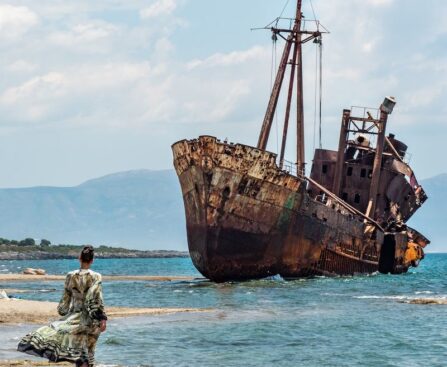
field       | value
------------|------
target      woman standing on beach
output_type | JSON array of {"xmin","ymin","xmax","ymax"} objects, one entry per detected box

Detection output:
[{"xmin": 17, "ymin": 245, "xmax": 107, "ymax": 367}]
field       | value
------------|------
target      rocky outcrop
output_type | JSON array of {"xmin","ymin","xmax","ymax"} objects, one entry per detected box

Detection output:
[{"xmin": 22, "ymin": 268, "xmax": 46, "ymax": 275}]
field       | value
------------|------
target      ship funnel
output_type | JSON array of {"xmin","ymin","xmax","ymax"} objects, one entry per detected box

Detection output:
[{"xmin": 381, "ymin": 96, "xmax": 396, "ymax": 114}]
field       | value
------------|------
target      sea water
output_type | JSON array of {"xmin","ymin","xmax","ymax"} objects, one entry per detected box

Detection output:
[{"xmin": 0, "ymin": 254, "xmax": 446, "ymax": 366}]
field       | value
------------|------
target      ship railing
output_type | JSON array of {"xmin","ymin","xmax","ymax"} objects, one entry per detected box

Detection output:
[
  {"xmin": 281, "ymin": 159, "xmax": 296, "ymax": 175},
  {"xmin": 351, "ymin": 105, "xmax": 380, "ymax": 121},
  {"xmin": 281, "ymin": 159, "xmax": 305, "ymax": 178}
]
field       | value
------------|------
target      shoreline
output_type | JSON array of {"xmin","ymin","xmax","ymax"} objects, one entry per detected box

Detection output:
[
  {"xmin": 0, "ymin": 274, "xmax": 197, "ymax": 282},
  {"xmin": 0, "ymin": 298, "xmax": 210, "ymax": 325},
  {"xmin": 0, "ymin": 361, "xmax": 71, "ymax": 366},
  {"xmin": 0, "ymin": 254, "xmax": 190, "ymax": 261}
]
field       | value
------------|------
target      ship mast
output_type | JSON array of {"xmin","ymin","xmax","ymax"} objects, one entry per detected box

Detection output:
[{"xmin": 257, "ymin": 0, "xmax": 323, "ymax": 175}]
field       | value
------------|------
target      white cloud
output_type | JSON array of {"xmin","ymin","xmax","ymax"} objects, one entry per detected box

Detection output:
[
  {"xmin": 154, "ymin": 37, "xmax": 174, "ymax": 56},
  {"xmin": 7, "ymin": 60, "xmax": 37, "ymax": 73},
  {"xmin": 140, "ymin": 0, "xmax": 177, "ymax": 19},
  {"xmin": 207, "ymin": 80, "xmax": 252, "ymax": 121},
  {"xmin": 48, "ymin": 22, "xmax": 118, "ymax": 47},
  {"xmin": 0, "ymin": 48, "xmax": 265, "ymax": 128},
  {"xmin": 368, "ymin": 0, "xmax": 394, "ymax": 6},
  {"xmin": 1, "ymin": 62, "xmax": 151, "ymax": 103},
  {"xmin": 362, "ymin": 40, "xmax": 376, "ymax": 53},
  {"xmin": 405, "ymin": 84, "xmax": 445, "ymax": 109},
  {"xmin": 1, "ymin": 72, "xmax": 66, "ymax": 105},
  {"xmin": 0, "ymin": 4, "xmax": 38, "ymax": 40},
  {"xmin": 187, "ymin": 46, "xmax": 269, "ymax": 70}
]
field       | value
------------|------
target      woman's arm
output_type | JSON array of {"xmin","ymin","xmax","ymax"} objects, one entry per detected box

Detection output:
[
  {"xmin": 85, "ymin": 274, "xmax": 108, "ymax": 323},
  {"xmin": 57, "ymin": 273, "xmax": 72, "ymax": 316}
]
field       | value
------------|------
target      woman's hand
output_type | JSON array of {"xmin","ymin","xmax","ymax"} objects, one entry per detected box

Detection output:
[{"xmin": 100, "ymin": 320, "xmax": 107, "ymax": 332}]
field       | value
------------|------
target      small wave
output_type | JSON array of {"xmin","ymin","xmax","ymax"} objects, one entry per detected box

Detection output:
[
  {"xmin": 415, "ymin": 291, "xmax": 434, "ymax": 295},
  {"xmin": 38, "ymin": 288, "xmax": 57, "ymax": 293},
  {"xmin": 354, "ymin": 295, "xmax": 408, "ymax": 300},
  {"xmin": 264, "ymin": 275, "xmax": 284, "ymax": 281},
  {"xmin": 367, "ymin": 271, "xmax": 380, "ymax": 277}
]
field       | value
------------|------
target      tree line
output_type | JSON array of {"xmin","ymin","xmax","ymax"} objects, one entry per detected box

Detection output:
[{"xmin": 0, "ymin": 237, "xmax": 51, "ymax": 247}]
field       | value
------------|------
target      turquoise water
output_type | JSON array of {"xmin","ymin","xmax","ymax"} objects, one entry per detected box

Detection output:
[{"xmin": 1, "ymin": 255, "xmax": 446, "ymax": 366}]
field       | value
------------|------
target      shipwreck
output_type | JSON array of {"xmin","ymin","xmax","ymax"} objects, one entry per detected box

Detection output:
[{"xmin": 172, "ymin": 0, "xmax": 429, "ymax": 282}]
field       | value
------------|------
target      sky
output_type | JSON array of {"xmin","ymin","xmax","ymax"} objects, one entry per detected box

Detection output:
[{"xmin": 0, "ymin": 0, "xmax": 446, "ymax": 188}]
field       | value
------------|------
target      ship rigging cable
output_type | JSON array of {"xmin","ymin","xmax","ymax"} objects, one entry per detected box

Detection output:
[
  {"xmin": 313, "ymin": 36, "xmax": 323, "ymax": 150},
  {"xmin": 272, "ymin": 0, "xmax": 289, "ymax": 158},
  {"xmin": 313, "ymin": 38, "xmax": 318, "ymax": 151},
  {"xmin": 319, "ymin": 38, "xmax": 323, "ymax": 149},
  {"xmin": 309, "ymin": 0, "xmax": 323, "ymax": 149},
  {"xmin": 279, "ymin": 0, "xmax": 291, "ymax": 18},
  {"xmin": 270, "ymin": 26, "xmax": 279, "ymax": 155}
]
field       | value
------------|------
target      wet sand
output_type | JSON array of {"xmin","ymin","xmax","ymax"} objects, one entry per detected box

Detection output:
[
  {"xmin": 0, "ymin": 298, "xmax": 209, "ymax": 324},
  {"xmin": 0, "ymin": 274, "xmax": 196, "ymax": 282},
  {"xmin": 0, "ymin": 361, "xmax": 71, "ymax": 366}
]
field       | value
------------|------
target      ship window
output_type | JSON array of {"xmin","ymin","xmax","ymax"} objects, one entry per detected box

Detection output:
[
  {"xmin": 223, "ymin": 186, "xmax": 231, "ymax": 199},
  {"xmin": 342, "ymin": 192, "xmax": 348, "ymax": 201},
  {"xmin": 347, "ymin": 167, "xmax": 353, "ymax": 176},
  {"xmin": 360, "ymin": 169, "xmax": 367, "ymax": 178},
  {"xmin": 322, "ymin": 164, "xmax": 328, "ymax": 174},
  {"xmin": 354, "ymin": 194, "xmax": 361, "ymax": 204}
]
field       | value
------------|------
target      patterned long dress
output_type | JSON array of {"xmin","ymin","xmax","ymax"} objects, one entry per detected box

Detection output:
[{"xmin": 17, "ymin": 269, "xmax": 107, "ymax": 366}]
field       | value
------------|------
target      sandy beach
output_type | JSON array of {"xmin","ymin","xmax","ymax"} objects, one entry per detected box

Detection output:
[
  {"xmin": 0, "ymin": 361, "xmax": 71, "ymax": 366},
  {"xmin": 0, "ymin": 298, "xmax": 208, "ymax": 325}
]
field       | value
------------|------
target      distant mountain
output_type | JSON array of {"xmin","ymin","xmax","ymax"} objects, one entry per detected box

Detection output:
[
  {"xmin": 0, "ymin": 170, "xmax": 186, "ymax": 250},
  {"xmin": 409, "ymin": 173, "xmax": 447, "ymax": 252},
  {"xmin": 0, "ymin": 170, "xmax": 443, "ymax": 252}
]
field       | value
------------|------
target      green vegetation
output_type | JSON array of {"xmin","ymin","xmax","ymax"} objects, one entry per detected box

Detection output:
[
  {"xmin": 0, "ymin": 237, "xmax": 188, "ymax": 259},
  {"xmin": 40, "ymin": 239, "xmax": 51, "ymax": 247}
]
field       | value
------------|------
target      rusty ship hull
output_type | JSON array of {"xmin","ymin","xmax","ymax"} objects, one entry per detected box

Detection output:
[{"xmin": 172, "ymin": 136, "xmax": 409, "ymax": 282}]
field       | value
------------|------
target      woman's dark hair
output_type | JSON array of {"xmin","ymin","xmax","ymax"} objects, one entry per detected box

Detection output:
[{"xmin": 80, "ymin": 245, "xmax": 94, "ymax": 263}]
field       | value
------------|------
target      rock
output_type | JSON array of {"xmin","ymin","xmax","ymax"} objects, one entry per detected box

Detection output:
[
  {"xmin": 408, "ymin": 298, "xmax": 447, "ymax": 305},
  {"xmin": 23, "ymin": 268, "xmax": 37, "ymax": 275},
  {"xmin": 22, "ymin": 268, "xmax": 46, "ymax": 275},
  {"xmin": 0, "ymin": 289, "xmax": 9, "ymax": 299}
]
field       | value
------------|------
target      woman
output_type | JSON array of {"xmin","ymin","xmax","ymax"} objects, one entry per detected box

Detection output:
[{"xmin": 18, "ymin": 245, "xmax": 107, "ymax": 367}]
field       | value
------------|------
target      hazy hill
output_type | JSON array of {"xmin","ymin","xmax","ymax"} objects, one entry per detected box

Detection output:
[
  {"xmin": 0, "ymin": 170, "xmax": 186, "ymax": 250},
  {"xmin": 0, "ymin": 170, "xmax": 443, "ymax": 252},
  {"xmin": 409, "ymin": 173, "xmax": 447, "ymax": 252}
]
